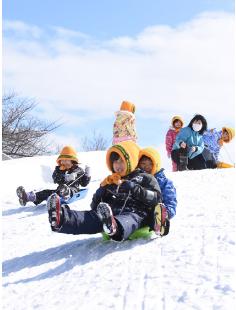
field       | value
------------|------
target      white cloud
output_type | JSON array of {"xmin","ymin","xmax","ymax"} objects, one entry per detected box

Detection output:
[
  {"xmin": 3, "ymin": 20, "xmax": 43, "ymax": 38},
  {"xmin": 2, "ymin": 11, "xmax": 235, "ymax": 130}
]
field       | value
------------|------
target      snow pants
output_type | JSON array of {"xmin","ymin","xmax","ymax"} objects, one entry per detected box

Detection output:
[
  {"xmin": 35, "ymin": 189, "xmax": 56, "ymax": 205},
  {"xmin": 58, "ymin": 205, "xmax": 146, "ymax": 241},
  {"xmin": 171, "ymin": 149, "xmax": 206, "ymax": 170}
]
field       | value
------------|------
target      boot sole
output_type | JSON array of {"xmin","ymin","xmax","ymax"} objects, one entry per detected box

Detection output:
[{"xmin": 47, "ymin": 194, "xmax": 61, "ymax": 228}]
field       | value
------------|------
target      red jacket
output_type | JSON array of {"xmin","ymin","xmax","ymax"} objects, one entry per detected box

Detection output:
[{"xmin": 165, "ymin": 128, "xmax": 179, "ymax": 156}]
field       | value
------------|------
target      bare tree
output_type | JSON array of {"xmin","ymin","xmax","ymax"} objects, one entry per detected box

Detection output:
[
  {"xmin": 81, "ymin": 129, "xmax": 109, "ymax": 151},
  {"xmin": 2, "ymin": 93, "xmax": 61, "ymax": 159}
]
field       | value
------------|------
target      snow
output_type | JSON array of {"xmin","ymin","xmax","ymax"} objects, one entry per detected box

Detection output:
[{"xmin": 2, "ymin": 152, "xmax": 236, "ymax": 310}]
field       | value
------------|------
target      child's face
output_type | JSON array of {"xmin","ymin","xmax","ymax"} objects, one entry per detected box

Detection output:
[
  {"xmin": 60, "ymin": 159, "xmax": 73, "ymax": 169},
  {"xmin": 138, "ymin": 158, "xmax": 153, "ymax": 174},
  {"xmin": 174, "ymin": 120, "xmax": 182, "ymax": 128},
  {"xmin": 222, "ymin": 131, "xmax": 229, "ymax": 142},
  {"xmin": 113, "ymin": 157, "xmax": 126, "ymax": 174}
]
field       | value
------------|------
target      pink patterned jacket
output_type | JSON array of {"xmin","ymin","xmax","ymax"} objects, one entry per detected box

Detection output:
[{"xmin": 165, "ymin": 127, "xmax": 179, "ymax": 157}]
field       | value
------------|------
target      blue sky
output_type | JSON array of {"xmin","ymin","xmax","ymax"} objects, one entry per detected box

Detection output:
[
  {"xmin": 2, "ymin": 0, "xmax": 235, "ymax": 167},
  {"xmin": 3, "ymin": 0, "xmax": 234, "ymax": 39}
]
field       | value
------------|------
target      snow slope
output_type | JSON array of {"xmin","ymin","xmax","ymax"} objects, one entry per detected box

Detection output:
[{"xmin": 2, "ymin": 152, "xmax": 236, "ymax": 310}]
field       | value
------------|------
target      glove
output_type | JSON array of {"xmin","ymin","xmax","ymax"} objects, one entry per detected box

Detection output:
[
  {"xmin": 121, "ymin": 180, "xmax": 136, "ymax": 192},
  {"xmin": 57, "ymin": 184, "xmax": 71, "ymax": 199},
  {"xmin": 85, "ymin": 165, "xmax": 91, "ymax": 177},
  {"xmin": 64, "ymin": 172, "xmax": 77, "ymax": 182}
]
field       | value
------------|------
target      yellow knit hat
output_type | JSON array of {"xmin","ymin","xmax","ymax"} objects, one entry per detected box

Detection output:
[
  {"xmin": 139, "ymin": 147, "xmax": 161, "ymax": 175},
  {"xmin": 222, "ymin": 127, "xmax": 235, "ymax": 142},
  {"xmin": 56, "ymin": 146, "xmax": 79, "ymax": 164},
  {"xmin": 120, "ymin": 100, "xmax": 136, "ymax": 113},
  {"xmin": 106, "ymin": 140, "xmax": 140, "ymax": 176},
  {"xmin": 171, "ymin": 116, "xmax": 184, "ymax": 127}
]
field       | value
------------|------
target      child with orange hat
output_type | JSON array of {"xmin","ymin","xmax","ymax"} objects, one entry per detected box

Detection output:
[
  {"xmin": 47, "ymin": 141, "xmax": 162, "ymax": 241},
  {"xmin": 165, "ymin": 116, "xmax": 184, "ymax": 171},
  {"xmin": 138, "ymin": 147, "xmax": 177, "ymax": 236},
  {"xmin": 203, "ymin": 127, "xmax": 235, "ymax": 168},
  {"xmin": 16, "ymin": 146, "xmax": 91, "ymax": 206},
  {"xmin": 112, "ymin": 100, "xmax": 137, "ymax": 145}
]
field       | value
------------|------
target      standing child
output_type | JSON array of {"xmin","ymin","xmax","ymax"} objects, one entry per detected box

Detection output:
[
  {"xmin": 16, "ymin": 146, "xmax": 91, "ymax": 206},
  {"xmin": 202, "ymin": 127, "xmax": 235, "ymax": 168},
  {"xmin": 138, "ymin": 147, "xmax": 177, "ymax": 226},
  {"xmin": 47, "ymin": 141, "xmax": 162, "ymax": 242},
  {"xmin": 165, "ymin": 116, "xmax": 184, "ymax": 171},
  {"xmin": 112, "ymin": 100, "xmax": 137, "ymax": 145}
]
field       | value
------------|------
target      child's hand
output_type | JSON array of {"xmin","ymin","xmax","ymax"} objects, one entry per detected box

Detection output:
[
  {"xmin": 191, "ymin": 146, "xmax": 196, "ymax": 152},
  {"xmin": 65, "ymin": 172, "xmax": 77, "ymax": 182},
  {"xmin": 85, "ymin": 165, "xmax": 91, "ymax": 177},
  {"xmin": 180, "ymin": 142, "xmax": 187, "ymax": 148},
  {"xmin": 121, "ymin": 180, "xmax": 136, "ymax": 192}
]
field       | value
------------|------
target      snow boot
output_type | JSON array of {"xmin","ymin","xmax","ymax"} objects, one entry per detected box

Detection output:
[
  {"xmin": 47, "ymin": 193, "xmax": 64, "ymax": 231},
  {"xmin": 178, "ymin": 149, "xmax": 188, "ymax": 171},
  {"xmin": 16, "ymin": 186, "xmax": 36, "ymax": 206},
  {"xmin": 97, "ymin": 202, "xmax": 117, "ymax": 236},
  {"xmin": 57, "ymin": 184, "xmax": 71, "ymax": 200},
  {"xmin": 153, "ymin": 203, "xmax": 170, "ymax": 237}
]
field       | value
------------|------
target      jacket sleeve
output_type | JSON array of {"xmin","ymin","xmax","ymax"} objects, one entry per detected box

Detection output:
[
  {"xmin": 52, "ymin": 166, "xmax": 65, "ymax": 184},
  {"xmin": 131, "ymin": 173, "xmax": 162, "ymax": 208},
  {"xmin": 90, "ymin": 186, "xmax": 107, "ymax": 211},
  {"xmin": 71, "ymin": 167, "xmax": 91, "ymax": 187},
  {"xmin": 161, "ymin": 178, "xmax": 177, "ymax": 219}
]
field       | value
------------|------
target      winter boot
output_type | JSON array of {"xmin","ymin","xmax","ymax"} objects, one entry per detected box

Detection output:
[
  {"xmin": 178, "ymin": 149, "xmax": 188, "ymax": 171},
  {"xmin": 47, "ymin": 193, "xmax": 64, "ymax": 231},
  {"xmin": 16, "ymin": 186, "xmax": 36, "ymax": 206},
  {"xmin": 97, "ymin": 202, "xmax": 117, "ymax": 236},
  {"xmin": 153, "ymin": 203, "xmax": 170, "ymax": 237},
  {"xmin": 57, "ymin": 184, "xmax": 71, "ymax": 200}
]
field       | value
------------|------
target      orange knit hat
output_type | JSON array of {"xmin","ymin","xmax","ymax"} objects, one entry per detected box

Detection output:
[
  {"xmin": 139, "ymin": 147, "xmax": 162, "ymax": 175},
  {"xmin": 120, "ymin": 101, "xmax": 136, "ymax": 113},
  {"xmin": 171, "ymin": 116, "xmax": 184, "ymax": 127},
  {"xmin": 56, "ymin": 146, "xmax": 79, "ymax": 165},
  {"xmin": 222, "ymin": 127, "xmax": 235, "ymax": 142},
  {"xmin": 106, "ymin": 140, "xmax": 140, "ymax": 176}
]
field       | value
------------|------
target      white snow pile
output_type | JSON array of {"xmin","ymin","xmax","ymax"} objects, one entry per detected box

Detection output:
[{"xmin": 2, "ymin": 152, "xmax": 235, "ymax": 310}]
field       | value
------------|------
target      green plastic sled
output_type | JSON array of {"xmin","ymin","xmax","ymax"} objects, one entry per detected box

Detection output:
[{"xmin": 102, "ymin": 226, "xmax": 155, "ymax": 241}]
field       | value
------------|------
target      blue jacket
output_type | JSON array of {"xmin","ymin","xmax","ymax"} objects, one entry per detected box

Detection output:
[
  {"xmin": 172, "ymin": 126, "xmax": 205, "ymax": 159},
  {"xmin": 203, "ymin": 129, "xmax": 222, "ymax": 161},
  {"xmin": 154, "ymin": 168, "xmax": 177, "ymax": 219}
]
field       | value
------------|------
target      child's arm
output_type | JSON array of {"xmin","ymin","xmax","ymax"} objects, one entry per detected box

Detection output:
[
  {"xmin": 52, "ymin": 166, "xmax": 65, "ymax": 184},
  {"xmin": 121, "ymin": 174, "xmax": 162, "ymax": 208},
  {"xmin": 160, "ymin": 178, "xmax": 177, "ymax": 219}
]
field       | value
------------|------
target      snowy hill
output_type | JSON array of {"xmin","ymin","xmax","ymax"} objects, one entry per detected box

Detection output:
[{"xmin": 2, "ymin": 152, "xmax": 235, "ymax": 310}]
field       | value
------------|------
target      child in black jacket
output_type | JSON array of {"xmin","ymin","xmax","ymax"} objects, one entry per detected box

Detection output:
[
  {"xmin": 16, "ymin": 146, "xmax": 91, "ymax": 206},
  {"xmin": 47, "ymin": 141, "xmax": 162, "ymax": 241}
]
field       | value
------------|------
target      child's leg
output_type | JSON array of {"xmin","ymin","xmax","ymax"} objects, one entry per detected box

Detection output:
[
  {"xmin": 34, "ymin": 189, "xmax": 56, "ymax": 205},
  {"xmin": 113, "ymin": 212, "xmax": 144, "ymax": 241},
  {"xmin": 60, "ymin": 207, "xmax": 103, "ymax": 235},
  {"xmin": 172, "ymin": 161, "xmax": 177, "ymax": 172}
]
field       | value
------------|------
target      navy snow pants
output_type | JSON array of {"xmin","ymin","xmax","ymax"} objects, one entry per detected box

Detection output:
[{"xmin": 58, "ymin": 206, "xmax": 145, "ymax": 241}]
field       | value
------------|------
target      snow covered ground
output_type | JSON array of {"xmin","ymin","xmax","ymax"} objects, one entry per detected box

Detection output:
[{"xmin": 2, "ymin": 152, "xmax": 235, "ymax": 310}]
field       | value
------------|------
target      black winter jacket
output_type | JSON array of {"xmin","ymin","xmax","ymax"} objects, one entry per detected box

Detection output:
[
  {"xmin": 52, "ymin": 165, "xmax": 91, "ymax": 195},
  {"xmin": 90, "ymin": 169, "xmax": 161, "ymax": 219}
]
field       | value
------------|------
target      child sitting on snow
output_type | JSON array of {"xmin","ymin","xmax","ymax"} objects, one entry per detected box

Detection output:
[
  {"xmin": 112, "ymin": 100, "xmax": 137, "ymax": 145},
  {"xmin": 47, "ymin": 141, "xmax": 163, "ymax": 241},
  {"xmin": 171, "ymin": 114, "xmax": 208, "ymax": 171},
  {"xmin": 138, "ymin": 147, "xmax": 177, "ymax": 226},
  {"xmin": 202, "ymin": 127, "xmax": 235, "ymax": 168},
  {"xmin": 16, "ymin": 146, "xmax": 91, "ymax": 206},
  {"xmin": 165, "ymin": 116, "xmax": 184, "ymax": 171}
]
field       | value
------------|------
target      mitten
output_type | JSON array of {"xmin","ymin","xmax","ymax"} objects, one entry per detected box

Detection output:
[
  {"xmin": 65, "ymin": 172, "xmax": 76, "ymax": 182},
  {"xmin": 85, "ymin": 165, "xmax": 91, "ymax": 177}
]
